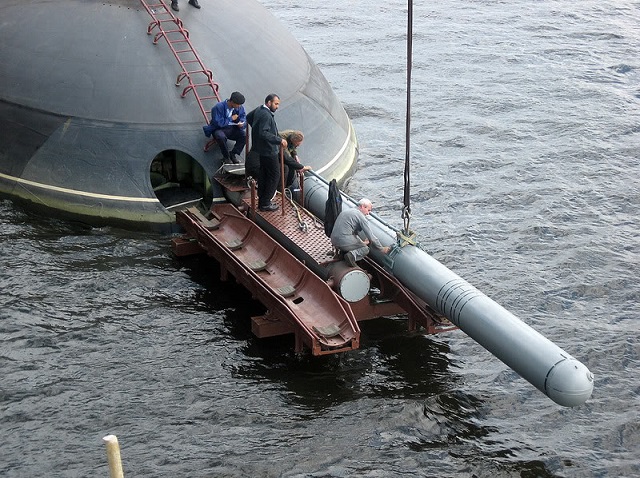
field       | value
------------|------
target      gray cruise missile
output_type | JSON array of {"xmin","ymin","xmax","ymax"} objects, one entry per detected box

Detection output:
[{"xmin": 302, "ymin": 173, "xmax": 594, "ymax": 407}]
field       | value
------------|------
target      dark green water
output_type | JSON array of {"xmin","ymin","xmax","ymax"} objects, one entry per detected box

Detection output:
[{"xmin": 2, "ymin": 0, "xmax": 639, "ymax": 476}]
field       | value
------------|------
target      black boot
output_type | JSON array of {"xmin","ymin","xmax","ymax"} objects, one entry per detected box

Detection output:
[
  {"xmin": 188, "ymin": 0, "xmax": 201, "ymax": 8},
  {"xmin": 171, "ymin": 1, "xmax": 179, "ymax": 12}
]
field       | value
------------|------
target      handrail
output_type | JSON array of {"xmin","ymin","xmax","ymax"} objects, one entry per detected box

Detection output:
[{"xmin": 139, "ymin": 0, "xmax": 221, "ymax": 123}]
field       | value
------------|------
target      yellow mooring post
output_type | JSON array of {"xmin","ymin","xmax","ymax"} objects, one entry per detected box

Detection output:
[{"xmin": 103, "ymin": 434, "xmax": 124, "ymax": 478}]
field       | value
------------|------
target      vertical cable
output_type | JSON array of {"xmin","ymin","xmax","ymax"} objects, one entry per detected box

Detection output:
[{"xmin": 402, "ymin": 0, "xmax": 414, "ymax": 235}]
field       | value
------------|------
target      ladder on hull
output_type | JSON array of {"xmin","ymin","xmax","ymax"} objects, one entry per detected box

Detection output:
[
  {"xmin": 176, "ymin": 205, "xmax": 361, "ymax": 356},
  {"xmin": 139, "ymin": 0, "xmax": 220, "ymax": 124}
]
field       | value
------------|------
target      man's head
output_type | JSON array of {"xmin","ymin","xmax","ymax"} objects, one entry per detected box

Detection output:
[
  {"xmin": 285, "ymin": 130, "xmax": 304, "ymax": 147},
  {"xmin": 357, "ymin": 198, "xmax": 373, "ymax": 215},
  {"xmin": 265, "ymin": 94, "xmax": 281, "ymax": 113},
  {"xmin": 228, "ymin": 91, "xmax": 245, "ymax": 108}
]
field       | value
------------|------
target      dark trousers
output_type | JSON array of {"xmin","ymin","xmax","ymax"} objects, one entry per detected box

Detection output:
[
  {"xmin": 258, "ymin": 154, "xmax": 280, "ymax": 207},
  {"xmin": 213, "ymin": 126, "xmax": 246, "ymax": 158},
  {"xmin": 277, "ymin": 165, "xmax": 298, "ymax": 191},
  {"xmin": 244, "ymin": 150, "xmax": 260, "ymax": 179}
]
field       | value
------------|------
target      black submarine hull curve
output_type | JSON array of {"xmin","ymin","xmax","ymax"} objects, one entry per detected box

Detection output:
[{"xmin": 0, "ymin": 0, "xmax": 358, "ymax": 231}]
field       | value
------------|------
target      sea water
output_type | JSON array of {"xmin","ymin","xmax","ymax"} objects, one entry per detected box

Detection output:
[{"xmin": 1, "ymin": 0, "xmax": 639, "ymax": 476}]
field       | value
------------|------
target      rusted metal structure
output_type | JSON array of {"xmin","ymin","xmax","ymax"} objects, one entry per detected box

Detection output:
[
  {"xmin": 172, "ymin": 171, "xmax": 455, "ymax": 356},
  {"xmin": 140, "ymin": 0, "xmax": 222, "ymax": 123}
]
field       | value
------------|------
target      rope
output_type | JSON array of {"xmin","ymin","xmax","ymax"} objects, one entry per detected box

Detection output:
[{"xmin": 284, "ymin": 188, "xmax": 308, "ymax": 232}]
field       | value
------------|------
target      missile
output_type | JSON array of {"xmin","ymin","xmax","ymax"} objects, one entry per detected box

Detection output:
[{"xmin": 302, "ymin": 173, "xmax": 594, "ymax": 407}]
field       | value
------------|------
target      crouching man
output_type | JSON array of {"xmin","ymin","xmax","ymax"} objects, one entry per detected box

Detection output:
[{"xmin": 330, "ymin": 198, "xmax": 390, "ymax": 267}]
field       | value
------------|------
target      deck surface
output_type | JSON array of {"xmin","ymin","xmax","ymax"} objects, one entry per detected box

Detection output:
[
  {"xmin": 242, "ymin": 194, "xmax": 335, "ymax": 265},
  {"xmin": 215, "ymin": 169, "xmax": 335, "ymax": 265}
]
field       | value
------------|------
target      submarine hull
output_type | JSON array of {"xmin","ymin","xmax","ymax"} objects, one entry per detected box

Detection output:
[
  {"xmin": 0, "ymin": 0, "xmax": 358, "ymax": 231},
  {"xmin": 301, "ymin": 173, "xmax": 594, "ymax": 407}
]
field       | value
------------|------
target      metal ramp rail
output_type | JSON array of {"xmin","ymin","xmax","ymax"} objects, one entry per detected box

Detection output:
[
  {"xmin": 242, "ymin": 192, "xmax": 457, "ymax": 335},
  {"xmin": 139, "ymin": 0, "xmax": 221, "ymax": 124},
  {"xmin": 175, "ymin": 205, "xmax": 361, "ymax": 356}
]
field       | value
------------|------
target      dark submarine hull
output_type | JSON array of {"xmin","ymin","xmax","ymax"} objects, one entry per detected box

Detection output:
[{"xmin": 0, "ymin": 0, "xmax": 358, "ymax": 231}]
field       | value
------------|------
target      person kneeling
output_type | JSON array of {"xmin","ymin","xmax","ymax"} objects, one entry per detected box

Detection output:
[
  {"xmin": 330, "ymin": 198, "xmax": 390, "ymax": 267},
  {"xmin": 278, "ymin": 130, "xmax": 311, "ymax": 190}
]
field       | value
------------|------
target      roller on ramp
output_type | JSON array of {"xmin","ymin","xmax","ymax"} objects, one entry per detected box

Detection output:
[
  {"xmin": 300, "ymin": 172, "xmax": 594, "ymax": 407},
  {"xmin": 175, "ymin": 204, "xmax": 360, "ymax": 355}
]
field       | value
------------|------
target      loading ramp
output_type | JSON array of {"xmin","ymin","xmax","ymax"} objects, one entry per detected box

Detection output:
[
  {"xmin": 175, "ymin": 204, "xmax": 360, "ymax": 355},
  {"xmin": 173, "ymin": 187, "xmax": 455, "ymax": 355}
]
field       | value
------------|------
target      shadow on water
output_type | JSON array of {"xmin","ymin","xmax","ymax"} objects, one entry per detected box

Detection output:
[
  {"xmin": 236, "ymin": 317, "xmax": 461, "ymax": 410},
  {"xmin": 160, "ymin": 233, "xmax": 569, "ymax": 477},
  {"xmin": 172, "ymin": 254, "xmax": 262, "ymax": 339},
  {"xmin": 175, "ymin": 249, "xmax": 466, "ymax": 409}
]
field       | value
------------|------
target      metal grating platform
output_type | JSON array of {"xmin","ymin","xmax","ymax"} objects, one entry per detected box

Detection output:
[{"xmin": 241, "ymin": 193, "xmax": 335, "ymax": 265}]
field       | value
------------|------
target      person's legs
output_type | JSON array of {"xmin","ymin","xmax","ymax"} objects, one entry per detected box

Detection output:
[
  {"xmin": 213, "ymin": 128, "xmax": 232, "ymax": 160},
  {"xmin": 245, "ymin": 151, "xmax": 260, "ymax": 179},
  {"xmin": 277, "ymin": 165, "xmax": 293, "ymax": 192},
  {"xmin": 227, "ymin": 128, "xmax": 246, "ymax": 156},
  {"xmin": 283, "ymin": 165, "xmax": 296, "ymax": 190},
  {"xmin": 341, "ymin": 244, "xmax": 370, "ymax": 266},
  {"xmin": 258, "ymin": 154, "xmax": 279, "ymax": 208}
]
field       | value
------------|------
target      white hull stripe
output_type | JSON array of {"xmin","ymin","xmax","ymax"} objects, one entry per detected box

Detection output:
[
  {"xmin": 1, "ymin": 125, "xmax": 352, "ymax": 201},
  {"xmin": 0, "ymin": 172, "xmax": 159, "ymax": 203},
  {"xmin": 315, "ymin": 125, "xmax": 352, "ymax": 175}
]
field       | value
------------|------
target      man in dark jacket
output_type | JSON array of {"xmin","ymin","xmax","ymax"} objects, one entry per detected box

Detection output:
[
  {"xmin": 246, "ymin": 94, "xmax": 287, "ymax": 211},
  {"xmin": 278, "ymin": 130, "xmax": 311, "ymax": 190}
]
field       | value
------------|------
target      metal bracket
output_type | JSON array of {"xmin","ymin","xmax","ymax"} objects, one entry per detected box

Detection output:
[{"xmin": 397, "ymin": 229, "xmax": 417, "ymax": 247}]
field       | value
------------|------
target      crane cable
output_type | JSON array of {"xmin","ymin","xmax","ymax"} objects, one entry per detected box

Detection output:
[{"xmin": 399, "ymin": 0, "xmax": 417, "ymax": 247}]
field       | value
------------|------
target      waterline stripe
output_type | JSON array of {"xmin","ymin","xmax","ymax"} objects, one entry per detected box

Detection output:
[
  {"xmin": 0, "ymin": 172, "xmax": 159, "ymax": 203},
  {"xmin": 1, "ymin": 125, "xmax": 353, "ymax": 199},
  {"xmin": 315, "ymin": 124, "xmax": 352, "ymax": 175}
]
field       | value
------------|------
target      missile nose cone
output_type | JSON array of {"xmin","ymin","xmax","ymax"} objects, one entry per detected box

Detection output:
[{"xmin": 545, "ymin": 358, "xmax": 594, "ymax": 407}]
